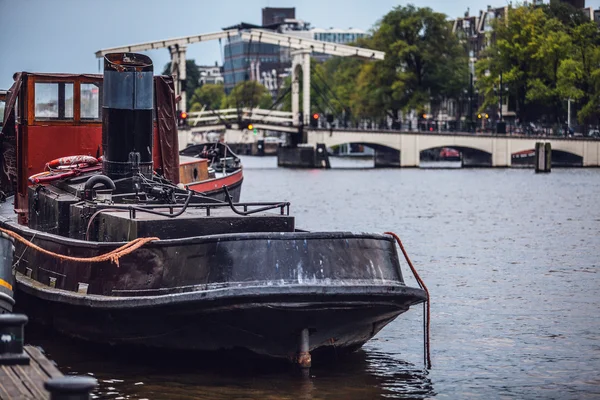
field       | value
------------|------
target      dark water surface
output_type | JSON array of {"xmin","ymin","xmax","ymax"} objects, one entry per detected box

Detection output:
[{"xmin": 26, "ymin": 157, "xmax": 600, "ymax": 399}]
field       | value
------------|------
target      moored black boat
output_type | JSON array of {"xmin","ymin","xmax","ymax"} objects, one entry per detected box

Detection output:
[{"xmin": 0, "ymin": 52, "xmax": 428, "ymax": 366}]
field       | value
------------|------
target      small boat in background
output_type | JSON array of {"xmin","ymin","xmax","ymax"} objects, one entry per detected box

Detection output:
[
  {"xmin": 511, "ymin": 149, "xmax": 536, "ymax": 167},
  {"xmin": 179, "ymin": 142, "xmax": 243, "ymax": 202},
  {"xmin": 439, "ymin": 147, "xmax": 461, "ymax": 162}
]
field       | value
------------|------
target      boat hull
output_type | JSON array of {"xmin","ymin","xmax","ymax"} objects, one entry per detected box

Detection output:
[
  {"xmin": 0, "ymin": 209, "xmax": 426, "ymax": 360},
  {"xmin": 16, "ymin": 277, "xmax": 423, "ymax": 360},
  {"xmin": 187, "ymin": 168, "xmax": 243, "ymax": 202}
]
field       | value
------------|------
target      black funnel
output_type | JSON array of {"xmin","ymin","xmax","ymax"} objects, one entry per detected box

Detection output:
[{"xmin": 102, "ymin": 53, "xmax": 154, "ymax": 179}]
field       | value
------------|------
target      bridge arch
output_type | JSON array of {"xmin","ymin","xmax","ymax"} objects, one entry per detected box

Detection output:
[
  {"xmin": 419, "ymin": 145, "xmax": 492, "ymax": 167},
  {"xmin": 314, "ymin": 132, "xmax": 401, "ymax": 151}
]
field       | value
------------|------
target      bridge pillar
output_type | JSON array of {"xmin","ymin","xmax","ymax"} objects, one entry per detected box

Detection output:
[
  {"xmin": 291, "ymin": 49, "xmax": 311, "ymax": 127},
  {"xmin": 492, "ymin": 137, "xmax": 511, "ymax": 167},
  {"xmin": 535, "ymin": 142, "xmax": 551, "ymax": 173},
  {"xmin": 169, "ymin": 44, "xmax": 187, "ymax": 113},
  {"xmin": 583, "ymin": 141, "xmax": 600, "ymax": 166},
  {"xmin": 400, "ymin": 134, "xmax": 419, "ymax": 167}
]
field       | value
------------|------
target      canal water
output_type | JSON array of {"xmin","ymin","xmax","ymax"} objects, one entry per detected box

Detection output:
[{"xmin": 26, "ymin": 157, "xmax": 600, "ymax": 399}]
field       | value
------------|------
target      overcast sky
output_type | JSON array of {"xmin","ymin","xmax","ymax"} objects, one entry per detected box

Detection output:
[{"xmin": 1, "ymin": 0, "xmax": 599, "ymax": 89}]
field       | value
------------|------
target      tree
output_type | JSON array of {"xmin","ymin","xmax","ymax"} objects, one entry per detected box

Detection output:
[
  {"xmin": 189, "ymin": 84, "xmax": 225, "ymax": 111},
  {"xmin": 476, "ymin": 6, "xmax": 558, "ymax": 123},
  {"xmin": 476, "ymin": 3, "xmax": 600, "ymax": 125},
  {"xmin": 357, "ymin": 5, "xmax": 468, "ymax": 122},
  {"xmin": 162, "ymin": 60, "xmax": 201, "ymax": 109},
  {"xmin": 560, "ymin": 22, "xmax": 600, "ymax": 124},
  {"xmin": 224, "ymin": 81, "xmax": 272, "ymax": 110}
]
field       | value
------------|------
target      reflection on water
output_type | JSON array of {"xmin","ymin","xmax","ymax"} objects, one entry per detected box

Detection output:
[
  {"xmin": 26, "ymin": 327, "xmax": 433, "ymax": 399},
  {"xmin": 22, "ymin": 158, "xmax": 600, "ymax": 399}
]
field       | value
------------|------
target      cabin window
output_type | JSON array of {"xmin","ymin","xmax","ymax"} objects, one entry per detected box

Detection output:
[
  {"xmin": 34, "ymin": 82, "xmax": 74, "ymax": 120},
  {"xmin": 80, "ymin": 83, "xmax": 102, "ymax": 120}
]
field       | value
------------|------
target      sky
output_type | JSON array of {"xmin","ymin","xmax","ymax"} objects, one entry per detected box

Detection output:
[{"xmin": 1, "ymin": 0, "xmax": 600, "ymax": 89}]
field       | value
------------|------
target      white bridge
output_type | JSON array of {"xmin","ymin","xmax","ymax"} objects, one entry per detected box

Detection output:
[
  {"xmin": 220, "ymin": 128, "xmax": 600, "ymax": 167},
  {"xmin": 187, "ymin": 108, "xmax": 297, "ymax": 133},
  {"xmin": 96, "ymin": 29, "xmax": 384, "ymax": 118}
]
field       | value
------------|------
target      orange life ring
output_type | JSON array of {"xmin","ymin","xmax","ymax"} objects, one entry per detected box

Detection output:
[{"xmin": 46, "ymin": 155, "xmax": 99, "ymax": 170}]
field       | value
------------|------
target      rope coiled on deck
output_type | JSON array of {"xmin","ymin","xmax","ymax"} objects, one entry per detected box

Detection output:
[{"xmin": 0, "ymin": 228, "xmax": 158, "ymax": 267}]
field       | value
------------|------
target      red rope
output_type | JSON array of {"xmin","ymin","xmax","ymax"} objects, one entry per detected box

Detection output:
[
  {"xmin": 385, "ymin": 231, "xmax": 431, "ymax": 369},
  {"xmin": 1, "ymin": 228, "xmax": 158, "ymax": 267}
]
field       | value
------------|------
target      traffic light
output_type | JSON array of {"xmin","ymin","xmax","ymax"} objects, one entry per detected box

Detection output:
[
  {"xmin": 310, "ymin": 113, "xmax": 319, "ymax": 127},
  {"xmin": 326, "ymin": 114, "xmax": 334, "ymax": 123},
  {"xmin": 178, "ymin": 111, "xmax": 188, "ymax": 127},
  {"xmin": 241, "ymin": 121, "xmax": 253, "ymax": 130}
]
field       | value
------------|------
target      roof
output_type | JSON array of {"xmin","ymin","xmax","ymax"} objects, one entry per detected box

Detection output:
[{"xmin": 221, "ymin": 22, "xmax": 262, "ymax": 30}]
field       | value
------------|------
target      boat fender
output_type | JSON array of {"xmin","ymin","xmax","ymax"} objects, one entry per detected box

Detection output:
[
  {"xmin": 46, "ymin": 155, "xmax": 99, "ymax": 169},
  {"xmin": 83, "ymin": 175, "xmax": 116, "ymax": 201}
]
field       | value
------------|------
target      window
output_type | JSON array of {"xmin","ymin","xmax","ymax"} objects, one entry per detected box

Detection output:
[
  {"xmin": 80, "ymin": 83, "xmax": 102, "ymax": 120},
  {"xmin": 35, "ymin": 82, "xmax": 74, "ymax": 120}
]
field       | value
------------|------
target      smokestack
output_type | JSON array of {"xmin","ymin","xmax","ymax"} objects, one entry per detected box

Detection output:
[{"xmin": 102, "ymin": 53, "xmax": 154, "ymax": 180}]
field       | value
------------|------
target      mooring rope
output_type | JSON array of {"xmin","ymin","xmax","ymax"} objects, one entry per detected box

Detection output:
[
  {"xmin": 384, "ymin": 231, "xmax": 431, "ymax": 369},
  {"xmin": 0, "ymin": 228, "xmax": 158, "ymax": 268}
]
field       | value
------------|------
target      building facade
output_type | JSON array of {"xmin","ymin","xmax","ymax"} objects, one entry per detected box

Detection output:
[
  {"xmin": 198, "ymin": 63, "xmax": 224, "ymax": 86},
  {"xmin": 222, "ymin": 8, "xmax": 369, "ymax": 95}
]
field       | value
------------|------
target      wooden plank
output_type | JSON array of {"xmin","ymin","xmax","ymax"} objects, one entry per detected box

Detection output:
[
  {"xmin": 25, "ymin": 347, "xmax": 62, "ymax": 379},
  {"xmin": 0, "ymin": 346, "xmax": 63, "ymax": 400},
  {"xmin": 0, "ymin": 365, "xmax": 33, "ymax": 399}
]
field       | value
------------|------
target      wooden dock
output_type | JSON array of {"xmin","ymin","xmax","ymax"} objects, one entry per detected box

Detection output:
[
  {"xmin": 0, "ymin": 346, "xmax": 62, "ymax": 399},
  {"xmin": 0, "ymin": 314, "xmax": 97, "ymax": 400}
]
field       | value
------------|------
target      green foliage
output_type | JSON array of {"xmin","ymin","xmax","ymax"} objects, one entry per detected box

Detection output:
[
  {"xmin": 361, "ymin": 5, "xmax": 469, "ymax": 120},
  {"xmin": 189, "ymin": 84, "xmax": 225, "ymax": 111},
  {"xmin": 476, "ymin": 3, "xmax": 600, "ymax": 124},
  {"xmin": 280, "ymin": 6, "xmax": 469, "ymax": 123},
  {"xmin": 225, "ymin": 81, "xmax": 272, "ymax": 109}
]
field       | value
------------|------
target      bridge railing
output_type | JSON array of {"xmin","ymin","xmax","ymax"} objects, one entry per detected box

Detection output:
[
  {"xmin": 187, "ymin": 108, "xmax": 294, "ymax": 127},
  {"xmin": 310, "ymin": 118, "xmax": 600, "ymax": 139}
]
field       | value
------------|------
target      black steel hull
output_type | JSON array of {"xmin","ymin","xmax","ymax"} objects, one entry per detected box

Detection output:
[
  {"xmin": 16, "ymin": 275, "xmax": 422, "ymax": 360},
  {"xmin": 0, "ymin": 203, "xmax": 426, "ymax": 360}
]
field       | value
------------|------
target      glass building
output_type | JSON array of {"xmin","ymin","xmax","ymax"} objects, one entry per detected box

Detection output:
[
  {"xmin": 222, "ymin": 29, "xmax": 286, "ymax": 94},
  {"xmin": 221, "ymin": 9, "xmax": 368, "ymax": 95}
]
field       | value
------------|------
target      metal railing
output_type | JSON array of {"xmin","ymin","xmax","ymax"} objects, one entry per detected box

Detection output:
[
  {"xmin": 309, "ymin": 118, "xmax": 600, "ymax": 139},
  {"xmin": 187, "ymin": 108, "xmax": 294, "ymax": 127}
]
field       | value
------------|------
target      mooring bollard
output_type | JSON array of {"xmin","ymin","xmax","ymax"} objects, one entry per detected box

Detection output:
[
  {"xmin": 0, "ymin": 313, "xmax": 30, "ymax": 365},
  {"xmin": 45, "ymin": 376, "xmax": 98, "ymax": 400},
  {"xmin": 535, "ymin": 142, "xmax": 551, "ymax": 173}
]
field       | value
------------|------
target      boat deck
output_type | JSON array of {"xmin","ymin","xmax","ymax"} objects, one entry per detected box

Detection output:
[{"xmin": 0, "ymin": 346, "xmax": 62, "ymax": 399}]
